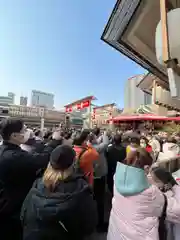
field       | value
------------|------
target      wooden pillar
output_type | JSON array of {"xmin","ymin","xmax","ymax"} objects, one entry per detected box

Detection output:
[
  {"xmin": 160, "ymin": 0, "xmax": 170, "ymax": 63},
  {"xmin": 152, "ymin": 80, "xmax": 157, "ymax": 104}
]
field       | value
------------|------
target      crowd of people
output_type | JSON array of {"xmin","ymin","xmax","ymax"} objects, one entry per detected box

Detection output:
[{"xmin": 1, "ymin": 118, "xmax": 180, "ymax": 240}]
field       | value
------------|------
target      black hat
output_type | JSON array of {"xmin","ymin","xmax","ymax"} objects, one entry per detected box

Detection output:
[{"xmin": 50, "ymin": 145, "xmax": 76, "ymax": 171}]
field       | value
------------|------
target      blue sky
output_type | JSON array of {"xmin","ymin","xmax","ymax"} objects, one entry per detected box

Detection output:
[{"xmin": 0, "ymin": 0, "xmax": 145, "ymax": 108}]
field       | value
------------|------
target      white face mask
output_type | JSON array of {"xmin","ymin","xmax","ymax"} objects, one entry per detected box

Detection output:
[{"xmin": 140, "ymin": 143, "xmax": 147, "ymax": 148}]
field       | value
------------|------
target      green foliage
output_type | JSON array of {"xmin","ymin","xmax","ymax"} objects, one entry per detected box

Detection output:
[{"xmin": 160, "ymin": 122, "xmax": 180, "ymax": 134}]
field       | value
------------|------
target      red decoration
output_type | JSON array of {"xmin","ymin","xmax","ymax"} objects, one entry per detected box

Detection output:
[
  {"xmin": 76, "ymin": 103, "xmax": 82, "ymax": 110},
  {"xmin": 65, "ymin": 100, "xmax": 90, "ymax": 112},
  {"xmin": 82, "ymin": 100, "xmax": 90, "ymax": 108},
  {"xmin": 66, "ymin": 107, "xmax": 72, "ymax": 112}
]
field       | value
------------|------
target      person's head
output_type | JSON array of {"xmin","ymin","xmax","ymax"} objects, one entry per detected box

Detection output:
[
  {"xmin": 125, "ymin": 147, "xmax": 153, "ymax": 174},
  {"xmin": 88, "ymin": 132, "xmax": 97, "ymax": 145},
  {"xmin": 64, "ymin": 131, "xmax": 72, "ymax": 140},
  {"xmin": 43, "ymin": 145, "xmax": 76, "ymax": 191},
  {"xmin": 35, "ymin": 129, "xmax": 42, "ymax": 138},
  {"xmin": 121, "ymin": 135, "xmax": 130, "ymax": 147},
  {"xmin": 146, "ymin": 134, "xmax": 152, "ymax": 142},
  {"xmin": 160, "ymin": 132, "xmax": 169, "ymax": 142},
  {"xmin": 174, "ymin": 133, "xmax": 180, "ymax": 142},
  {"xmin": 113, "ymin": 134, "xmax": 122, "ymax": 145},
  {"xmin": 166, "ymin": 136, "xmax": 177, "ymax": 144},
  {"xmin": 44, "ymin": 131, "xmax": 52, "ymax": 141},
  {"xmin": 73, "ymin": 129, "xmax": 90, "ymax": 146},
  {"xmin": 151, "ymin": 167, "xmax": 177, "ymax": 191},
  {"xmin": 140, "ymin": 136, "xmax": 149, "ymax": 148},
  {"xmin": 0, "ymin": 118, "xmax": 30, "ymax": 145},
  {"xmin": 130, "ymin": 137, "xmax": 140, "ymax": 147},
  {"xmin": 93, "ymin": 127, "xmax": 100, "ymax": 137},
  {"xmin": 27, "ymin": 129, "xmax": 34, "ymax": 140}
]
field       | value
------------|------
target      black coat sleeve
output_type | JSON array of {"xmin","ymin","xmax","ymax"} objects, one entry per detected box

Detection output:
[{"xmin": 13, "ymin": 142, "xmax": 61, "ymax": 176}]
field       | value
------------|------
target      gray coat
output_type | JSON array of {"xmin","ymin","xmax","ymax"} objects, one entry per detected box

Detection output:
[{"xmin": 93, "ymin": 135, "xmax": 109, "ymax": 178}]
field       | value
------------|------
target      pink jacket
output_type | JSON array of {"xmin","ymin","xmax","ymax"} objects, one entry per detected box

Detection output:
[
  {"xmin": 166, "ymin": 184, "xmax": 180, "ymax": 240},
  {"xmin": 107, "ymin": 185, "xmax": 164, "ymax": 240}
]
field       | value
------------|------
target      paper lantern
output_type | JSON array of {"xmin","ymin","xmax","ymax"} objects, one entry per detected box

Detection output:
[{"xmin": 156, "ymin": 8, "xmax": 180, "ymax": 65}]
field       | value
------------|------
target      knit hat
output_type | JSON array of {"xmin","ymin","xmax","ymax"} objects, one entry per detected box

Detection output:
[{"xmin": 50, "ymin": 145, "xmax": 76, "ymax": 170}]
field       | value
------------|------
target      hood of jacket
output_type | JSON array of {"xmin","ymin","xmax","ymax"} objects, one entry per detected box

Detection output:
[
  {"xmin": 115, "ymin": 162, "xmax": 150, "ymax": 196},
  {"xmin": 24, "ymin": 173, "xmax": 91, "ymax": 222}
]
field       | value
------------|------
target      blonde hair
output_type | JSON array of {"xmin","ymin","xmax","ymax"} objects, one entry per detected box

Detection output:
[{"xmin": 43, "ymin": 163, "xmax": 73, "ymax": 191}]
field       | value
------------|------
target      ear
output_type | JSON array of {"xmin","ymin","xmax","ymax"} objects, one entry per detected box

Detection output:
[
  {"xmin": 144, "ymin": 165, "xmax": 150, "ymax": 174},
  {"xmin": 11, "ymin": 133, "xmax": 16, "ymax": 138}
]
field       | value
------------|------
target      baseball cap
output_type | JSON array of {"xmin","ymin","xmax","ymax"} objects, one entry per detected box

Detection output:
[{"xmin": 50, "ymin": 145, "xmax": 76, "ymax": 171}]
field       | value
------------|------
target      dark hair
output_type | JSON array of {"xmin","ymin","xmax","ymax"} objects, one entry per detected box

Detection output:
[
  {"xmin": 73, "ymin": 129, "xmax": 89, "ymax": 146},
  {"xmin": 93, "ymin": 127, "xmax": 100, "ymax": 137},
  {"xmin": 88, "ymin": 133, "xmax": 95, "ymax": 143},
  {"xmin": 136, "ymin": 130, "xmax": 141, "ymax": 135},
  {"xmin": 44, "ymin": 131, "xmax": 52, "ymax": 140},
  {"xmin": 125, "ymin": 147, "xmax": 153, "ymax": 169},
  {"xmin": 166, "ymin": 137, "xmax": 177, "ymax": 144},
  {"xmin": 121, "ymin": 135, "xmax": 130, "ymax": 143},
  {"xmin": 64, "ymin": 131, "xmax": 72, "ymax": 140},
  {"xmin": 0, "ymin": 118, "xmax": 24, "ymax": 141},
  {"xmin": 113, "ymin": 134, "xmax": 122, "ymax": 145},
  {"xmin": 152, "ymin": 167, "xmax": 177, "ymax": 187},
  {"xmin": 35, "ymin": 130, "xmax": 41, "ymax": 137},
  {"xmin": 130, "ymin": 137, "xmax": 140, "ymax": 145},
  {"xmin": 140, "ymin": 136, "xmax": 149, "ymax": 145}
]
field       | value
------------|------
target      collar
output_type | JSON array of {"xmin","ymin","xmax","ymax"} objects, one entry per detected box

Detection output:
[{"xmin": 2, "ymin": 141, "xmax": 21, "ymax": 149}]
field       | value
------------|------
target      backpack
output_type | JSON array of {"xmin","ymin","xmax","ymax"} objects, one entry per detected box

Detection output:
[
  {"xmin": 159, "ymin": 194, "xmax": 167, "ymax": 240},
  {"xmin": 74, "ymin": 147, "xmax": 88, "ymax": 175}
]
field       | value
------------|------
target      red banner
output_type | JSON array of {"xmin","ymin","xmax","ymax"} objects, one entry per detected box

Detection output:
[
  {"xmin": 82, "ymin": 100, "xmax": 90, "ymax": 108},
  {"xmin": 66, "ymin": 100, "xmax": 90, "ymax": 112}
]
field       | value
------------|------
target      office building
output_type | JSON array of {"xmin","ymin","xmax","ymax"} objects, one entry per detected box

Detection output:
[
  {"xmin": 124, "ymin": 75, "xmax": 152, "ymax": 109},
  {"xmin": 20, "ymin": 96, "xmax": 28, "ymax": 106},
  {"xmin": 0, "ymin": 92, "xmax": 15, "ymax": 105},
  {"xmin": 31, "ymin": 90, "xmax": 54, "ymax": 109}
]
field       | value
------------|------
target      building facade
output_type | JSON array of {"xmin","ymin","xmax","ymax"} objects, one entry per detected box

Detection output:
[
  {"xmin": 92, "ymin": 104, "xmax": 122, "ymax": 128},
  {"xmin": 20, "ymin": 96, "xmax": 28, "ymax": 106},
  {"xmin": 0, "ymin": 92, "xmax": 15, "ymax": 105},
  {"xmin": 124, "ymin": 75, "xmax": 152, "ymax": 109},
  {"xmin": 0, "ymin": 103, "xmax": 65, "ymax": 127},
  {"xmin": 31, "ymin": 90, "xmax": 54, "ymax": 109}
]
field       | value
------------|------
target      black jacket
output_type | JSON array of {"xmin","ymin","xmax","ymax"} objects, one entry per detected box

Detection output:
[
  {"xmin": 0, "ymin": 141, "xmax": 59, "ymax": 220},
  {"xmin": 105, "ymin": 144, "xmax": 126, "ymax": 176},
  {"xmin": 25, "ymin": 138, "xmax": 45, "ymax": 153},
  {"xmin": 21, "ymin": 174, "xmax": 97, "ymax": 240}
]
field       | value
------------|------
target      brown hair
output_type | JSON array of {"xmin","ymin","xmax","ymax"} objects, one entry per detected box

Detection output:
[
  {"xmin": 43, "ymin": 163, "xmax": 73, "ymax": 191},
  {"xmin": 125, "ymin": 147, "xmax": 153, "ymax": 169}
]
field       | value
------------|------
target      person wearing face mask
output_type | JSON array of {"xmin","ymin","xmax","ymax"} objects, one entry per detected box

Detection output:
[
  {"xmin": 34, "ymin": 129, "xmax": 43, "ymax": 142},
  {"xmin": 140, "ymin": 136, "xmax": 152, "ymax": 153},
  {"xmin": 20, "ymin": 129, "xmax": 35, "ymax": 152},
  {"xmin": 107, "ymin": 148, "xmax": 166, "ymax": 240},
  {"xmin": 147, "ymin": 134, "xmax": 161, "ymax": 159},
  {"xmin": 0, "ymin": 118, "xmax": 61, "ymax": 240}
]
